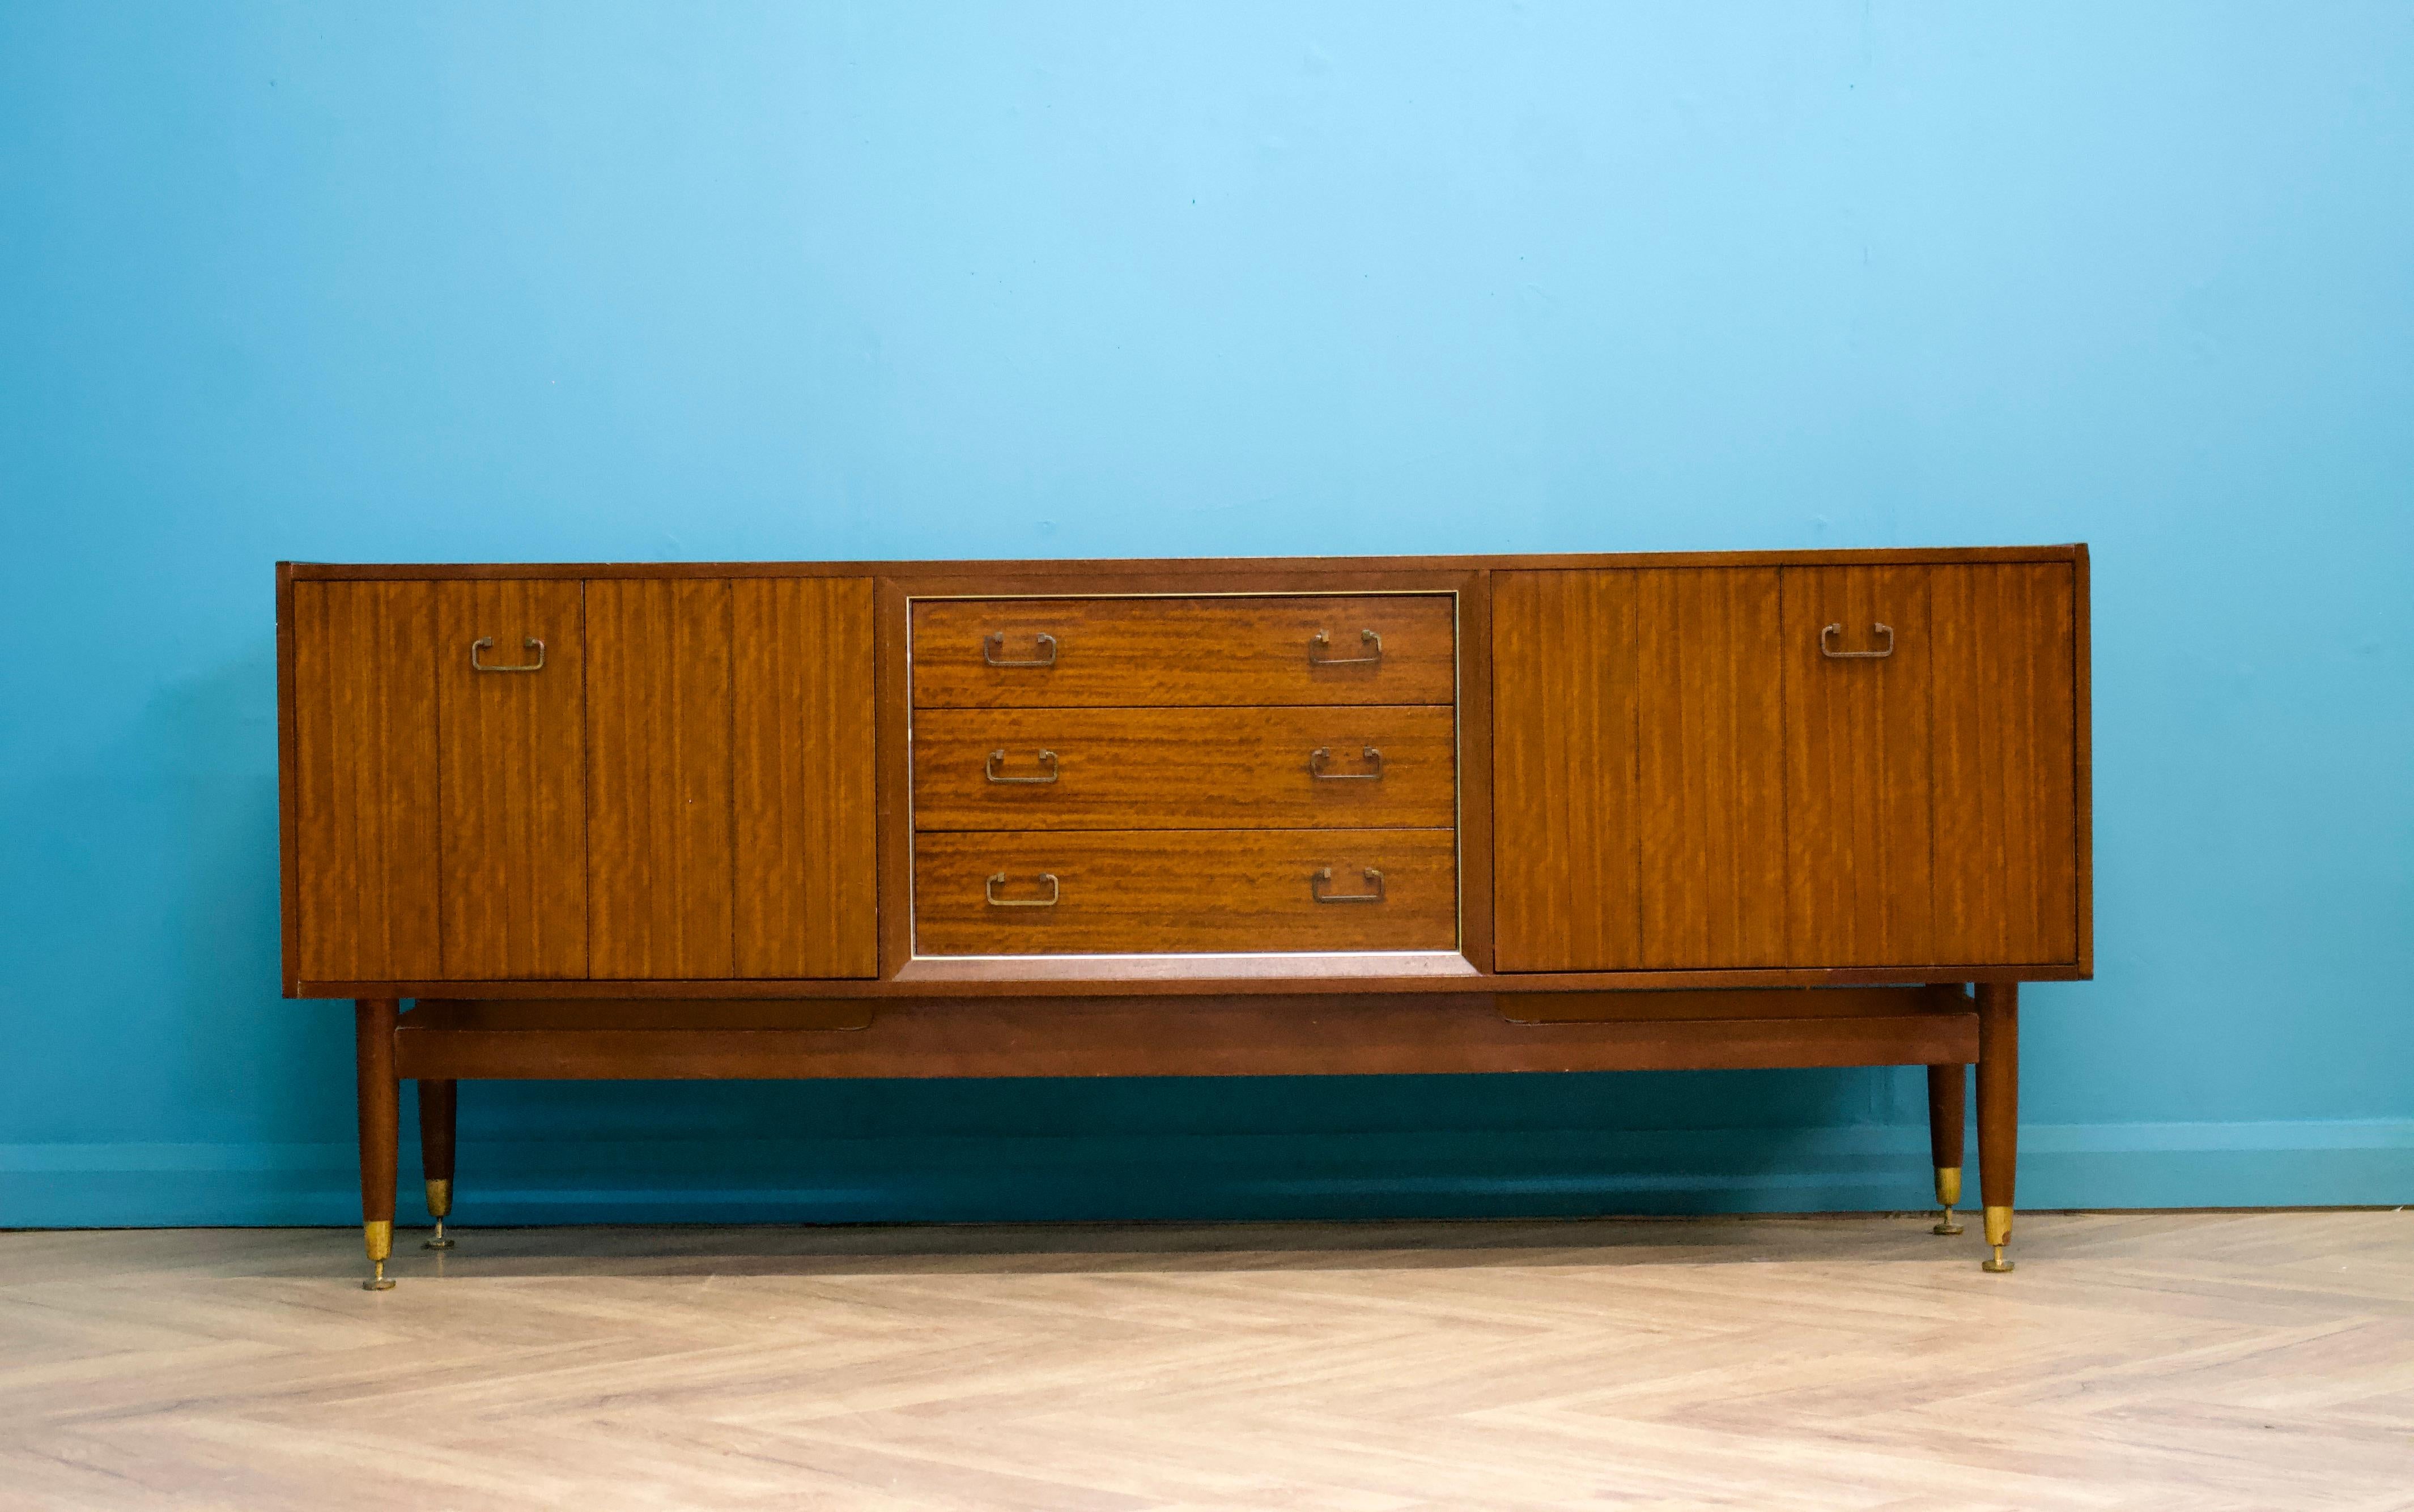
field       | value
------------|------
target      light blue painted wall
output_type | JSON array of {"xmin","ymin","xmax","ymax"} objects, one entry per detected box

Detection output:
[{"xmin": 3, "ymin": 2, "xmax": 2409, "ymax": 1228}]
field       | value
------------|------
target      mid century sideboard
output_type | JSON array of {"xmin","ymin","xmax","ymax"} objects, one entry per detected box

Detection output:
[{"xmin": 277, "ymin": 547, "xmax": 2090, "ymax": 1285}]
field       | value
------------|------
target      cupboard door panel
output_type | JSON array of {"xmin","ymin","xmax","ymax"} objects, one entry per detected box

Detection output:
[
  {"xmin": 291, "ymin": 580, "xmax": 440, "ymax": 980},
  {"xmin": 587, "ymin": 580, "xmax": 734, "ymax": 979},
  {"xmin": 1635, "ymin": 569, "xmax": 1788, "ymax": 968},
  {"xmin": 732, "ymin": 577, "xmax": 878, "ymax": 978},
  {"xmin": 1491, "ymin": 570, "xmax": 1639, "ymax": 971},
  {"xmin": 1931, "ymin": 564, "xmax": 2080, "ymax": 964},
  {"xmin": 436, "ymin": 580, "xmax": 588, "ymax": 978},
  {"xmin": 1782, "ymin": 566, "xmax": 1935, "ymax": 965}
]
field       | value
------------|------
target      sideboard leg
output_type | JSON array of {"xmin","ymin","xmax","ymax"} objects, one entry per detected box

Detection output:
[
  {"xmin": 355, "ymin": 998, "xmax": 400, "ymax": 1290},
  {"xmin": 1976, "ymin": 983, "xmax": 2019, "ymax": 1274},
  {"xmin": 1924, "ymin": 1062, "xmax": 1967, "ymax": 1235},
  {"xmin": 419, "ymin": 1079, "xmax": 457, "ymax": 1250}
]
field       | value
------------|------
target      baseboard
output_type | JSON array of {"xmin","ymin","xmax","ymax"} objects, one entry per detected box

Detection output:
[{"xmin": 5, "ymin": 1121, "xmax": 2409, "ymax": 1228}]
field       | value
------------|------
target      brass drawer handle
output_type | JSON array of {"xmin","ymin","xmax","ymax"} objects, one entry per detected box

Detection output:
[
  {"xmin": 469, "ymin": 636, "xmax": 545, "ymax": 672},
  {"xmin": 1820, "ymin": 623, "xmax": 1894, "ymax": 659},
  {"xmin": 985, "ymin": 872, "xmax": 1060, "ymax": 907},
  {"xmin": 1311, "ymin": 866, "xmax": 1385, "ymax": 904},
  {"xmin": 983, "ymin": 632, "xmax": 1057, "ymax": 667},
  {"xmin": 985, "ymin": 749, "xmax": 1060, "ymax": 785},
  {"xmin": 1309, "ymin": 746, "xmax": 1384, "ymax": 781},
  {"xmin": 1308, "ymin": 629, "xmax": 1382, "ymax": 666}
]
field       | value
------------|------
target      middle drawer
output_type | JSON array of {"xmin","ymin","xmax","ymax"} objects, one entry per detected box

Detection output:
[{"xmin": 914, "ymin": 705, "xmax": 1455, "ymax": 830}]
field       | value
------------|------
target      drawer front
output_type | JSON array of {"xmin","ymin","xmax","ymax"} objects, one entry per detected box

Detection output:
[
  {"xmin": 913, "ymin": 828, "xmax": 1457, "ymax": 955},
  {"xmin": 912, "ymin": 594, "xmax": 1456, "ymax": 708},
  {"xmin": 914, "ymin": 705, "xmax": 1455, "ymax": 831}
]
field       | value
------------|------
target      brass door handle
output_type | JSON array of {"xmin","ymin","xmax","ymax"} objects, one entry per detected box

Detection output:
[
  {"xmin": 1309, "ymin": 746, "xmax": 1384, "ymax": 781},
  {"xmin": 985, "ymin": 749, "xmax": 1060, "ymax": 784},
  {"xmin": 469, "ymin": 636, "xmax": 545, "ymax": 672},
  {"xmin": 985, "ymin": 872, "xmax": 1060, "ymax": 907},
  {"xmin": 1820, "ymin": 623, "xmax": 1894, "ymax": 659},
  {"xmin": 1311, "ymin": 866, "xmax": 1385, "ymax": 904},
  {"xmin": 1308, "ymin": 629, "xmax": 1382, "ymax": 665},
  {"xmin": 983, "ymin": 632, "xmax": 1057, "ymax": 667}
]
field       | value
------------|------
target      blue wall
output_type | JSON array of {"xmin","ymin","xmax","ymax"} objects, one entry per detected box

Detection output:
[{"xmin": 4, "ymin": 3, "xmax": 2409, "ymax": 1227}]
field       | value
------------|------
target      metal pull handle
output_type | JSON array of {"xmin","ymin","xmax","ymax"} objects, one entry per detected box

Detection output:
[
  {"xmin": 983, "ymin": 632, "xmax": 1057, "ymax": 667},
  {"xmin": 985, "ymin": 749, "xmax": 1060, "ymax": 785},
  {"xmin": 1309, "ymin": 746, "xmax": 1384, "ymax": 781},
  {"xmin": 1308, "ymin": 629, "xmax": 1383, "ymax": 666},
  {"xmin": 469, "ymin": 636, "xmax": 545, "ymax": 672},
  {"xmin": 1820, "ymin": 623, "xmax": 1895, "ymax": 660},
  {"xmin": 985, "ymin": 872, "xmax": 1060, "ymax": 908},
  {"xmin": 1311, "ymin": 866, "xmax": 1386, "ymax": 904}
]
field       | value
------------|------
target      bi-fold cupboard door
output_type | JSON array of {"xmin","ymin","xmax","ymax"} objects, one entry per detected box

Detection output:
[
  {"xmin": 288, "ymin": 576, "xmax": 877, "ymax": 983},
  {"xmin": 1491, "ymin": 563, "xmax": 2078, "ymax": 973}
]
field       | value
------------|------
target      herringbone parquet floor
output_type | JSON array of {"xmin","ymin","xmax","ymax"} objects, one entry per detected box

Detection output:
[{"xmin": 2, "ymin": 1212, "xmax": 2409, "ymax": 1511}]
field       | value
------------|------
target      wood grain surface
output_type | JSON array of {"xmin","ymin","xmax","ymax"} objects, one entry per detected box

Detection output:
[
  {"xmin": 913, "ymin": 704, "xmax": 1455, "ymax": 830},
  {"xmin": 434, "ymin": 580, "xmax": 587, "ymax": 979},
  {"xmin": 732, "ymin": 577, "xmax": 879, "ymax": 979},
  {"xmin": 1635, "ymin": 567, "xmax": 1789, "ymax": 968},
  {"xmin": 393, "ymin": 988, "xmax": 1975, "ymax": 1079},
  {"xmin": 585, "ymin": 579, "xmax": 734, "ymax": 979},
  {"xmin": 290, "ymin": 580, "xmax": 440, "ymax": 981},
  {"xmin": 911, "ymin": 594, "xmax": 1456, "ymax": 708},
  {"xmin": 1490, "ymin": 570, "xmax": 1640, "ymax": 971},
  {"xmin": 1931, "ymin": 563, "xmax": 2080, "ymax": 964},
  {"xmin": 913, "ymin": 828, "xmax": 1457, "ymax": 955},
  {"xmin": 1782, "ymin": 565, "xmax": 1937, "ymax": 966}
]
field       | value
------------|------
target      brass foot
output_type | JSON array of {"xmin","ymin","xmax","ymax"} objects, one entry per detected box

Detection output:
[
  {"xmin": 1980, "ymin": 1204, "xmax": 2014, "ymax": 1274},
  {"xmin": 423, "ymin": 1179, "xmax": 455, "ymax": 1250},
  {"xmin": 1930, "ymin": 1165, "xmax": 1964, "ymax": 1234},
  {"xmin": 362, "ymin": 1219, "xmax": 396, "ymax": 1290}
]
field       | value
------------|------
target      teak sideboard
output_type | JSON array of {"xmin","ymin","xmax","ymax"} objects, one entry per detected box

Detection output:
[{"xmin": 277, "ymin": 547, "xmax": 2090, "ymax": 1285}]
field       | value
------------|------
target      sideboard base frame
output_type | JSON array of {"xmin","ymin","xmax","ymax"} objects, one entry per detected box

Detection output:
[{"xmin": 354, "ymin": 983, "xmax": 2020, "ymax": 1280}]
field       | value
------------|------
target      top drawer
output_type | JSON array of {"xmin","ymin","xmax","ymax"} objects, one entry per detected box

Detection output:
[{"xmin": 912, "ymin": 594, "xmax": 1456, "ymax": 708}]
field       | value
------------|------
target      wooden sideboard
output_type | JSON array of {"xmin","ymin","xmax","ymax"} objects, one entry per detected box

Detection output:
[{"xmin": 278, "ymin": 547, "xmax": 2090, "ymax": 1285}]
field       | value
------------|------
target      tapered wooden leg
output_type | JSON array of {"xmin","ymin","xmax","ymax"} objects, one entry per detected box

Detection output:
[
  {"xmin": 418, "ymin": 1079, "xmax": 457, "ymax": 1250},
  {"xmin": 1925, "ymin": 1062, "xmax": 1967, "ymax": 1235},
  {"xmin": 1976, "ymin": 982, "xmax": 2019, "ymax": 1273},
  {"xmin": 355, "ymin": 999, "xmax": 400, "ymax": 1290}
]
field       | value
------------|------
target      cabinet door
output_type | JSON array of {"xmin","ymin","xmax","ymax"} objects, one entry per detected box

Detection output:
[
  {"xmin": 1931, "ymin": 564, "xmax": 2079, "ymax": 964},
  {"xmin": 732, "ymin": 577, "xmax": 878, "ymax": 978},
  {"xmin": 1491, "ymin": 571, "xmax": 1640, "ymax": 971},
  {"xmin": 436, "ymin": 580, "xmax": 587, "ymax": 978},
  {"xmin": 290, "ymin": 580, "xmax": 440, "ymax": 981},
  {"xmin": 1781, "ymin": 566, "xmax": 1935, "ymax": 965},
  {"xmin": 587, "ymin": 579, "xmax": 734, "ymax": 979},
  {"xmin": 1635, "ymin": 568, "xmax": 1788, "ymax": 968}
]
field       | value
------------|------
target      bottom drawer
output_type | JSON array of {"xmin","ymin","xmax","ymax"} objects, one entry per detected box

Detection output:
[{"xmin": 913, "ymin": 829, "xmax": 1456, "ymax": 956}]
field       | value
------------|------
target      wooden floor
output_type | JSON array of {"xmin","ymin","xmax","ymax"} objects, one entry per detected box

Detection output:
[{"xmin": 2, "ymin": 1212, "xmax": 2409, "ymax": 1511}]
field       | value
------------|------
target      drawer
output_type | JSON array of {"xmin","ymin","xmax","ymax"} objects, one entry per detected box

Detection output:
[
  {"xmin": 913, "ymin": 828, "xmax": 1456, "ymax": 955},
  {"xmin": 913, "ymin": 705, "xmax": 1455, "ymax": 831},
  {"xmin": 912, "ymin": 594, "xmax": 1455, "ymax": 708}
]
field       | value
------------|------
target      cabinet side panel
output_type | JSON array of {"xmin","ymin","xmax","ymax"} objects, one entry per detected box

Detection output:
[
  {"xmin": 733, "ymin": 577, "xmax": 879, "ymax": 978},
  {"xmin": 1782, "ymin": 566, "xmax": 1937, "ymax": 965},
  {"xmin": 436, "ymin": 580, "xmax": 589, "ymax": 978},
  {"xmin": 1636, "ymin": 568, "xmax": 1788, "ymax": 968},
  {"xmin": 587, "ymin": 579, "xmax": 736, "ymax": 979},
  {"xmin": 1931, "ymin": 563, "xmax": 2079, "ymax": 964},
  {"xmin": 1490, "ymin": 570, "xmax": 1639, "ymax": 971},
  {"xmin": 291, "ymin": 580, "xmax": 440, "ymax": 980}
]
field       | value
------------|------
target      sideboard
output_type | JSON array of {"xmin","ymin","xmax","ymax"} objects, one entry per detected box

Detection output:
[{"xmin": 278, "ymin": 547, "xmax": 2090, "ymax": 1285}]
